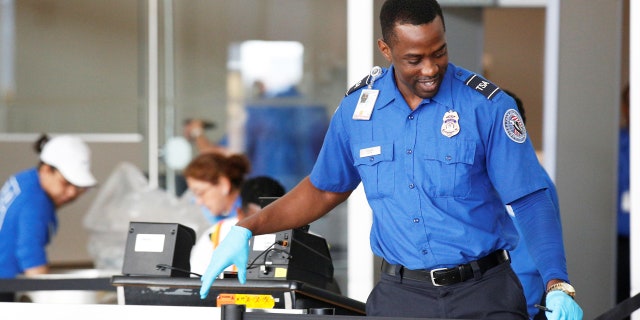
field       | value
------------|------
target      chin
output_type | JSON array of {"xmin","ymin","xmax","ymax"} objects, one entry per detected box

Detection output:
[{"xmin": 418, "ymin": 91, "xmax": 438, "ymax": 99}]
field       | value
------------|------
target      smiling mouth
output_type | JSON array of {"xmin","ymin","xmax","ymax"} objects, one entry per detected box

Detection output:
[
  {"xmin": 418, "ymin": 78, "xmax": 438, "ymax": 90},
  {"xmin": 420, "ymin": 79, "xmax": 436, "ymax": 85}
]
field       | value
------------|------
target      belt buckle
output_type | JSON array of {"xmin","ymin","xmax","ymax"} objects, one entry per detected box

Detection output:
[
  {"xmin": 499, "ymin": 249, "xmax": 510, "ymax": 262},
  {"xmin": 429, "ymin": 268, "xmax": 448, "ymax": 286}
]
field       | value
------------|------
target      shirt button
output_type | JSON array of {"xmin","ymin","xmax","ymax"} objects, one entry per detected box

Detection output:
[
  {"xmin": 445, "ymin": 155, "xmax": 452, "ymax": 161},
  {"xmin": 413, "ymin": 218, "xmax": 420, "ymax": 223},
  {"xmin": 422, "ymin": 250, "xmax": 428, "ymax": 255},
  {"xmin": 369, "ymin": 156, "xmax": 375, "ymax": 162},
  {"xmin": 406, "ymin": 149, "xmax": 413, "ymax": 154},
  {"xmin": 408, "ymin": 115, "xmax": 414, "ymax": 120},
  {"xmin": 409, "ymin": 184, "xmax": 415, "ymax": 189}
]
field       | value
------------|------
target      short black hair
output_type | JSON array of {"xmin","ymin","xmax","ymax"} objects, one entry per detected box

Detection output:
[
  {"xmin": 240, "ymin": 176, "xmax": 286, "ymax": 209},
  {"xmin": 380, "ymin": 0, "xmax": 445, "ymax": 44}
]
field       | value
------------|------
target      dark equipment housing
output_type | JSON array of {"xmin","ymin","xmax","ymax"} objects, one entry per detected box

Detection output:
[{"xmin": 122, "ymin": 222, "xmax": 196, "ymax": 277}]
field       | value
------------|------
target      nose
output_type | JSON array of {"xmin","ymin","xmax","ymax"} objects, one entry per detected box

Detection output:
[
  {"xmin": 421, "ymin": 59, "xmax": 439, "ymax": 77},
  {"xmin": 57, "ymin": 186, "xmax": 83, "ymax": 207},
  {"xmin": 66, "ymin": 185, "xmax": 82, "ymax": 199}
]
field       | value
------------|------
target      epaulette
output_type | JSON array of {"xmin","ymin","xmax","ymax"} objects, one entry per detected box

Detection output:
[
  {"xmin": 345, "ymin": 74, "xmax": 370, "ymax": 97},
  {"xmin": 464, "ymin": 74, "xmax": 501, "ymax": 100}
]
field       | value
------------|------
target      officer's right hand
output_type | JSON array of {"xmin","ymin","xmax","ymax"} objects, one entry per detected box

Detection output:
[{"xmin": 199, "ymin": 225, "xmax": 252, "ymax": 299}]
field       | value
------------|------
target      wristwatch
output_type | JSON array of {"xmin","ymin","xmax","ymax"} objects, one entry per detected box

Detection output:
[{"xmin": 547, "ymin": 282, "xmax": 576, "ymax": 298}]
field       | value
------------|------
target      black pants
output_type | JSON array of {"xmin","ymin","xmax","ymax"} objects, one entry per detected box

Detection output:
[
  {"xmin": 617, "ymin": 235, "xmax": 630, "ymax": 303},
  {"xmin": 366, "ymin": 262, "xmax": 528, "ymax": 319}
]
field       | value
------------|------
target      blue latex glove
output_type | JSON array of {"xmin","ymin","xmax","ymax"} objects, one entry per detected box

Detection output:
[
  {"xmin": 545, "ymin": 290, "xmax": 584, "ymax": 320},
  {"xmin": 199, "ymin": 225, "xmax": 252, "ymax": 299}
]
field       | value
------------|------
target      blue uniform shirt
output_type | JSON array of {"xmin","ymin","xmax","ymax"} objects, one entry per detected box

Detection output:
[
  {"xmin": 243, "ymin": 104, "xmax": 328, "ymax": 191},
  {"xmin": 310, "ymin": 63, "xmax": 548, "ymax": 270},
  {"xmin": 218, "ymin": 86, "xmax": 329, "ymax": 191},
  {"xmin": 0, "ymin": 168, "xmax": 57, "ymax": 278}
]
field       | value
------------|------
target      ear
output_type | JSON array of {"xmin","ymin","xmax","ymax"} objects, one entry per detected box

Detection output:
[
  {"xmin": 219, "ymin": 177, "xmax": 231, "ymax": 196},
  {"xmin": 37, "ymin": 164, "xmax": 56, "ymax": 192},
  {"xmin": 377, "ymin": 38, "xmax": 392, "ymax": 63},
  {"xmin": 38, "ymin": 164, "xmax": 54, "ymax": 176}
]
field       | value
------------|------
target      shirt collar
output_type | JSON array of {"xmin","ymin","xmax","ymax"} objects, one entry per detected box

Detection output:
[
  {"xmin": 430, "ymin": 63, "xmax": 455, "ymax": 109},
  {"xmin": 373, "ymin": 66, "xmax": 396, "ymax": 110},
  {"xmin": 376, "ymin": 63, "xmax": 455, "ymax": 111}
]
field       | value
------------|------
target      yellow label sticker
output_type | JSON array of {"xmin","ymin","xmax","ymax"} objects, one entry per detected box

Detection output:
[
  {"xmin": 217, "ymin": 293, "xmax": 275, "ymax": 309},
  {"xmin": 274, "ymin": 267, "xmax": 288, "ymax": 278}
]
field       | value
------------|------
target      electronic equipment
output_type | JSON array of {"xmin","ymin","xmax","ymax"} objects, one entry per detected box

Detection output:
[
  {"xmin": 245, "ymin": 227, "xmax": 339, "ymax": 293},
  {"xmin": 244, "ymin": 197, "xmax": 339, "ymax": 293},
  {"xmin": 111, "ymin": 276, "xmax": 365, "ymax": 315},
  {"xmin": 122, "ymin": 222, "xmax": 196, "ymax": 277},
  {"xmin": 258, "ymin": 196, "xmax": 279, "ymax": 208}
]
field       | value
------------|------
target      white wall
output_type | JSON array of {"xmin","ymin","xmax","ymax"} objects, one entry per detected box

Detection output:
[{"xmin": 554, "ymin": 1, "xmax": 622, "ymax": 317}]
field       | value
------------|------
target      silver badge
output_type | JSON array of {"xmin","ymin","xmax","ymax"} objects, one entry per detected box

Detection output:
[{"xmin": 441, "ymin": 110, "xmax": 460, "ymax": 138}]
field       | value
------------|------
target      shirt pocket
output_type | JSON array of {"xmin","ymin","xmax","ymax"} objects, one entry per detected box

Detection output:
[
  {"xmin": 353, "ymin": 141, "xmax": 395, "ymax": 199},
  {"xmin": 423, "ymin": 139, "xmax": 476, "ymax": 198}
]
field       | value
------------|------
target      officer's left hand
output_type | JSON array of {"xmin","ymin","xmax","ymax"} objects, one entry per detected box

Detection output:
[{"xmin": 545, "ymin": 290, "xmax": 583, "ymax": 320}]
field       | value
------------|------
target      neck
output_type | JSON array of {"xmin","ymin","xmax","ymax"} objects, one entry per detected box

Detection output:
[{"xmin": 222, "ymin": 190, "xmax": 240, "ymax": 213}]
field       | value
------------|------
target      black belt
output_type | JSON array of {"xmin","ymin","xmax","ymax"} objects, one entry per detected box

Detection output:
[{"xmin": 381, "ymin": 250, "xmax": 510, "ymax": 286}]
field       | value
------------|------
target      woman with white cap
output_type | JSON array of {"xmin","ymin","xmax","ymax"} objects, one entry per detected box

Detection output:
[{"xmin": 0, "ymin": 134, "xmax": 97, "ymax": 300}]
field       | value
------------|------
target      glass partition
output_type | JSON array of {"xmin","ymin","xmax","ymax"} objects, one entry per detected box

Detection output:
[{"xmin": 1, "ymin": 0, "xmax": 350, "ymax": 294}]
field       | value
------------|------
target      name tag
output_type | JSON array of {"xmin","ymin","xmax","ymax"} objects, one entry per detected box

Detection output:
[{"xmin": 359, "ymin": 146, "xmax": 381, "ymax": 158}]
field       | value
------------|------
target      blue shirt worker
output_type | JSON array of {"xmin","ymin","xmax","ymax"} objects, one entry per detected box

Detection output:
[
  {"xmin": 197, "ymin": 1, "xmax": 583, "ymax": 319},
  {"xmin": 616, "ymin": 84, "xmax": 630, "ymax": 304},
  {"xmin": 243, "ymin": 96, "xmax": 328, "ymax": 191},
  {"xmin": 504, "ymin": 89, "xmax": 559, "ymax": 319},
  {"xmin": 0, "ymin": 135, "xmax": 97, "ymax": 284},
  {"xmin": 185, "ymin": 86, "xmax": 328, "ymax": 192}
]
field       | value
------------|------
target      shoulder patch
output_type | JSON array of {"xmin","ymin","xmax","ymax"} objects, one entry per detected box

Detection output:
[
  {"xmin": 464, "ymin": 74, "xmax": 501, "ymax": 100},
  {"xmin": 503, "ymin": 108, "xmax": 527, "ymax": 143},
  {"xmin": 345, "ymin": 75, "xmax": 370, "ymax": 97}
]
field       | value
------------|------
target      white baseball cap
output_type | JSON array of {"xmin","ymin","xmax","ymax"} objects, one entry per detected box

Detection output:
[{"xmin": 40, "ymin": 135, "xmax": 97, "ymax": 187}]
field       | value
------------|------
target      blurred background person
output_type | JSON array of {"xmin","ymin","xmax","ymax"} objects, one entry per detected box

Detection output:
[
  {"xmin": 504, "ymin": 89, "xmax": 558, "ymax": 319},
  {"xmin": 0, "ymin": 134, "xmax": 97, "ymax": 301},
  {"xmin": 616, "ymin": 83, "xmax": 630, "ymax": 305},
  {"xmin": 190, "ymin": 175, "xmax": 285, "ymax": 275},
  {"xmin": 183, "ymin": 85, "xmax": 328, "ymax": 191},
  {"xmin": 182, "ymin": 119, "xmax": 226, "ymax": 155},
  {"xmin": 183, "ymin": 152, "xmax": 250, "ymax": 226}
]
